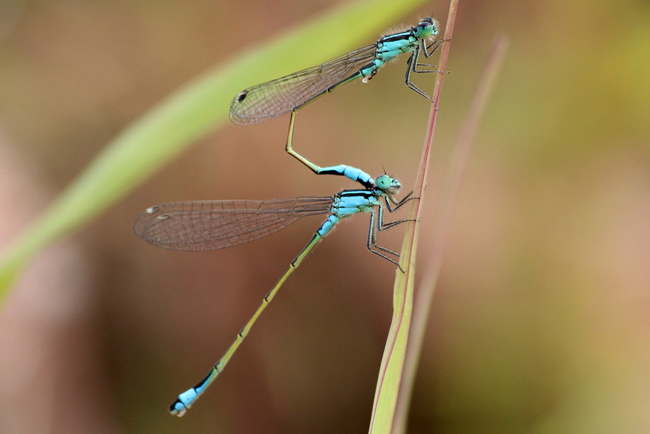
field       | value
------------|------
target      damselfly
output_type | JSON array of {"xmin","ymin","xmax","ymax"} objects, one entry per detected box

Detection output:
[
  {"xmin": 135, "ymin": 160, "xmax": 414, "ymax": 416},
  {"xmin": 230, "ymin": 16, "xmax": 443, "ymax": 125}
]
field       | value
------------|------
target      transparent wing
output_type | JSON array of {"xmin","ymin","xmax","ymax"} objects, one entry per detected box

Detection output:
[
  {"xmin": 230, "ymin": 44, "xmax": 377, "ymax": 125},
  {"xmin": 134, "ymin": 197, "xmax": 334, "ymax": 251}
]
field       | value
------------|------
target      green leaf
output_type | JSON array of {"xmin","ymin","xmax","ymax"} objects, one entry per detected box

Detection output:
[{"xmin": 0, "ymin": 0, "xmax": 431, "ymax": 300}]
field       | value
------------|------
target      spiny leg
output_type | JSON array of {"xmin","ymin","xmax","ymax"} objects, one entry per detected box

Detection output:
[
  {"xmin": 422, "ymin": 38, "xmax": 445, "ymax": 59},
  {"xmin": 367, "ymin": 196, "xmax": 421, "ymax": 262},
  {"xmin": 413, "ymin": 39, "xmax": 444, "ymax": 69},
  {"xmin": 366, "ymin": 208, "xmax": 402, "ymax": 268},
  {"xmin": 405, "ymin": 39, "xmax": 449, "ymax": 101},
  {"xmin": 418, "ymin": 37, "xmax": 451, "ymax": 66},
  {"xmin": 384, "ymin": 191, "xmax": 418, "ymax": 213},
  {"xmin": 404, "ymin": 51, "xmax": 435, "ymax": 102},
  {"xmin": 368, "ymin": 197, "xmax": 419, "ymax": 266},
  {"xmin": 377, "ymin": 200, "xmax": 416, "ymax": 232},
  {"xmin": 414, "ymin": 39, "xmax": 451, "ymax": 72}
]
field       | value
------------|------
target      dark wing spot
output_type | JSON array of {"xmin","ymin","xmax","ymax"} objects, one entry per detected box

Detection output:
[{"xmin": 237, "ymin": 90, "xmax": 249, "ymax": 103}]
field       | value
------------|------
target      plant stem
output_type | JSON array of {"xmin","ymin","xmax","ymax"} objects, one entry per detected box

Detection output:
[
  {"xmin": 391, "ymin": 33, "xmax": 510, "ymax": 434},
  {"xmin": 368, "ymin": 1, "xmax": 459, "ymax": 433}
]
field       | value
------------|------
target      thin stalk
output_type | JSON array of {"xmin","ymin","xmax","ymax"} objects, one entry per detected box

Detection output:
[
  {"xmin": 392, "ymin": 34, "xmax": 510, "ymax": 434},
  {"xmin": 367, "ymin": 1, "xmax": 459, "ymax": 433}
]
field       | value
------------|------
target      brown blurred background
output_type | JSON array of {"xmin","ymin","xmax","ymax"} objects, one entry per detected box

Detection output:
[{"xmin": 1, "ymin": 0, "xmax": 649, "ymax": 433}]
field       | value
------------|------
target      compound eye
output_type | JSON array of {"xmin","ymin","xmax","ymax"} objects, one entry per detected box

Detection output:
[{"xmin": 376, "ymin": 175, "xmax": 391, "ymax": 190}]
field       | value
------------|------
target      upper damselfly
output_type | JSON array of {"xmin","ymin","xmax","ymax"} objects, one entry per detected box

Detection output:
[{"xmin": 230, "ymin": 16, "xmax": 443, "ymax": 125}]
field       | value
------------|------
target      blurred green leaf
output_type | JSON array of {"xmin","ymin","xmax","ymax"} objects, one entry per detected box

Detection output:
[{"xmin": 0, "ymin": 0, "xmax": 431, "ymax": 299}]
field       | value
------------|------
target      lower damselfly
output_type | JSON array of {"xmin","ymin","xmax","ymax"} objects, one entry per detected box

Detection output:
[
  {"xmin": 230, "ymin": 16, "xmax": 443, "ymax": 125},
  {"xmin": 134, "ymin": 160, "xmax": 414, "ymax": 416}
]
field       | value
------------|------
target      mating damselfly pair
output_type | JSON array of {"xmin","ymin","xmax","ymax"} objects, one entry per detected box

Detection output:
[{"xmin": 134, "ymin": 15, "xmax": 445, "ymax": 417}]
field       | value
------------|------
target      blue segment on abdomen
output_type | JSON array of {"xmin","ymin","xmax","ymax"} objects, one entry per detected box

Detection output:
[
  {"xmin": 317, "ymin": 214, "xmax": 341, "ymax": 237},
  {"xmin": 362, "ymin": 60, "xmax": 381, "ymax": 73},
  {"xmin": 178, "ymin": 389, "xmax": 198, "ymax": 406},
  {"xmin": 320, "ymin": 165, "xmax": 374, "ymax": 189}
]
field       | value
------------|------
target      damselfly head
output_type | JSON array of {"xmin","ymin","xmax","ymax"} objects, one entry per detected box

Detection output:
[
  {"xmin": 415, "ymin": 16, "xmax": 439, "ymax": 39},
  {"xmin": 375, "ymin": 174, "xmax": 401, "ymax": 195}
]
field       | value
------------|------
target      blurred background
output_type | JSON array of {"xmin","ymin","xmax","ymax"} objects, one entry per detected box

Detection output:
[{"xmin": 1, "ymin": 0, "xmax": 649, "ymax": 433}]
